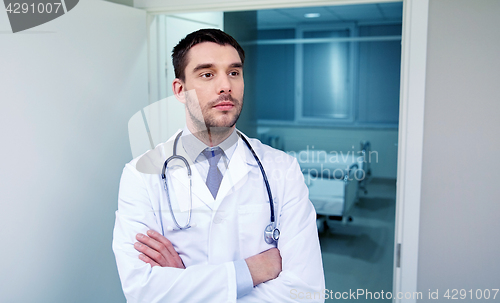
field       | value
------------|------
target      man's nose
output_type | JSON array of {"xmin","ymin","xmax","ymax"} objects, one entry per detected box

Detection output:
[{"xmin": 217, "ymin": 75, "xmax": 231, "ymax": 94}]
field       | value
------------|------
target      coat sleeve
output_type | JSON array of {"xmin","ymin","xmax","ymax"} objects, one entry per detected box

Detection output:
[
  {"xmin": 112, "ymin": 162, "xmax": 238, "ymax": 303},
  {"xmin": 238, "ymin": 158, "xmax": 325, "ymax": 302}
]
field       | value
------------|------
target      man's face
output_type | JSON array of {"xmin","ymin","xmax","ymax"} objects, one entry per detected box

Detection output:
[{"xmin": 175, "ymin": 42, "xmax": 244, "ymax": 131}]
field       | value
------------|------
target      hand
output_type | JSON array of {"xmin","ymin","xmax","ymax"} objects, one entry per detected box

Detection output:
[
  {"xmin": 134, "ymin": 230, "xmax": 185, "ymax": 269},
  {"xmin": 245, "ymin": 248, "xmax": 282, "ymax": 286}
]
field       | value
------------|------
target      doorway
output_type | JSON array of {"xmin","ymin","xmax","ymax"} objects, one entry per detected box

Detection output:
[{"xmin": 224, "ymin": 3, "xmax": 401, "ymax": 299}]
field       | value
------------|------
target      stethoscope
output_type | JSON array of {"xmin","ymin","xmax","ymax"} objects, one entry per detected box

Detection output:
[{"xmin": 160, "ymin": 131, "xmax": 280, "ymax": 245}]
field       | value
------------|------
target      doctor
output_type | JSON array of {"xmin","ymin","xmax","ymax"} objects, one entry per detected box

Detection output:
[{"xmin": 113, "ymin": 29, "xmax": 324, "ymax": 302}]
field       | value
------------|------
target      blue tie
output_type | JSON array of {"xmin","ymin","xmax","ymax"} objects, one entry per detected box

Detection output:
[{"xmin": 202, "ymin": 147, "xmax": 224, "ymax": 198}]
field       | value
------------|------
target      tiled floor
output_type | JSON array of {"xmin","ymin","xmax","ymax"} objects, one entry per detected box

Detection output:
[{"xmin": 319, "ymin": 178, "xmax": 397, "ymax": 301}]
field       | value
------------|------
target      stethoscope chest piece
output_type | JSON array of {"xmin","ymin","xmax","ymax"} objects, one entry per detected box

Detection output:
[{"xmin": 264, "ymin": 223, "xmax": 280, "ymax": 244}]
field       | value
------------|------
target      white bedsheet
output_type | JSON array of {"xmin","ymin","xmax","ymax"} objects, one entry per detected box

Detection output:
[{"xmin": 305, "ymin": 175, "xmax": 346, "ymax": 216}]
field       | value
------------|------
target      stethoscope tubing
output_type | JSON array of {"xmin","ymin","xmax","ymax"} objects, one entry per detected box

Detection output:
[
  {"xmin": 238, "ymin": 133, "xmax": 275, "ymax": 223},
  {"xmin": 160, "ymin": 130, "xmax": 277, "ymax": 238},
  {"xmin": 160, "ymin": 133, "xmax": 193, "ymax": 233}
]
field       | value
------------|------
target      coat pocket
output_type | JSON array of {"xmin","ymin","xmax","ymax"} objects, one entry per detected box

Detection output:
[{"xmin": 238, "ymin": 203, "xmax": 275, "ymax": 259}]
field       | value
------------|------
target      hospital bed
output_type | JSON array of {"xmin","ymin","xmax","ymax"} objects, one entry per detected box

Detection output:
[{"xmin": 294, "ymin": 142, "xmax": 371, "ymax": 232}]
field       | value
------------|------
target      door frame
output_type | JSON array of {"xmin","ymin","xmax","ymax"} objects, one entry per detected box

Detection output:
[{"xmin": 142, "ymin": 1, "xmax": 429, "ymax": 302}]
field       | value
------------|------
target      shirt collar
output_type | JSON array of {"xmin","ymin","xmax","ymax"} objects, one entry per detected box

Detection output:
[{"xmin": 181, "ymin": 127, "xmax": 239, "ymax": 162}]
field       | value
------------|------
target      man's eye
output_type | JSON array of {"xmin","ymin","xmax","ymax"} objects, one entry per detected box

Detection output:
[
  {"xmin": 229, "ymin": 71, "xmax": 240, "ymax": 76},
  {"xmin": 201, "ymin": 73, "xmax": 213, "ymax": 78}
]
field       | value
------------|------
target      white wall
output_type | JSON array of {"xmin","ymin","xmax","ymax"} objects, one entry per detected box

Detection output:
[
  {"xmin": 0, "ymin": 1, "xmax": 147, "ymax": 302},
  {"xmin": 417, "ymin": 0, "xmax": 500, "ymax": 299}
]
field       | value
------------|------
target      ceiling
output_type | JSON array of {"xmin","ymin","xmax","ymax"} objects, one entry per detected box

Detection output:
[{"xmin": 257, "ymin": 2, "xmax": 403, "ymax": 29}]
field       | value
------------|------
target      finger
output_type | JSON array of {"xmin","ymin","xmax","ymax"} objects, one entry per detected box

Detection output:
[
  {"xmin": 139, "ymin": 253, "xmax": 160, "ymax": 267},
  {"xmin": 146, "ymin": 231, "xmax": 185, "ymax": 269},
  {"xmin": 146, "ymin": 230, "xmax": 178, "ymax": 257},
  {"xmin": 136, "ymin": 233, "xmax": 172, "ymax": 259},
  {"xmin": 134, "ymin": 242, "xmax": 166, "ymax": 267},
  {"xmin": 136, "ymin": 231, "xmax": 185, "ymax": 269}
]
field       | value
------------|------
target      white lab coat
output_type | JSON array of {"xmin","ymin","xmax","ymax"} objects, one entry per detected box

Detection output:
[{"xmin": 112, "ymin": 131, "xmax": 325, "ymax": 302}]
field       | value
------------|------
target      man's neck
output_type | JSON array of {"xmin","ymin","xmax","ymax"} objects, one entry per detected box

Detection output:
[{"xmin": 187, "ymin": 123, "xmax": 235, "ymax": 147}]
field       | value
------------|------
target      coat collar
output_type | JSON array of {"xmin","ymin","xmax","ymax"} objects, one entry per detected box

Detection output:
[
  {"xmin": 169, "ymin": 132, "xmax": 256, "ymax": 212},
  {"xmin": 180, "ymin": 127, "xmax": 239, "ymax": 163}
]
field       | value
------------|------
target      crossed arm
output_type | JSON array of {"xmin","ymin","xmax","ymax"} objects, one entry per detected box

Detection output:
[{"xmin": 135, "ymin": 229, "xmax": 282, "ymax": 287}]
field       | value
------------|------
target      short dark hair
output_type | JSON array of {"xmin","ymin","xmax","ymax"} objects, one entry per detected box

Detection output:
[{"xmin": 172, "ymin": 28, "xmax": 245, "ymax": 82}]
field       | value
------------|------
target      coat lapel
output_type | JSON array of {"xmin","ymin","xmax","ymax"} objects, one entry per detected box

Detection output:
[
  {"xmin": 169, "ymin": 139, "xmax": 215, "ymax": 212},
  {"xmin": 211, "ymin": 137, "xmax": 254, "ymax": 212}
]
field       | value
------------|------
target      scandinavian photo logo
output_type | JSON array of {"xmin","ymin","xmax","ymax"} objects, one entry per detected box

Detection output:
[{"xmin": 3, "ymin": 0, "xmax": 79, "ymax": 33}]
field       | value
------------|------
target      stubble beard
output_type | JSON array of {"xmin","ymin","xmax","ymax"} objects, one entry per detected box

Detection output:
[{"xmin": 186, "ymin": 93, "xmax": 242, "ymax": 136}]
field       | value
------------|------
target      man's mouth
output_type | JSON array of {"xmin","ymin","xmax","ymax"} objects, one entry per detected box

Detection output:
[{"xmin": 213, "ymin": 101, "xmax": 235, "ymax": 111}]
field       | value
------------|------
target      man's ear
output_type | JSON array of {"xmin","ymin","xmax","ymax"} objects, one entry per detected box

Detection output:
[{"xmin": 172, "ymin": 78, "xmax": 186, "ymax": 104}]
